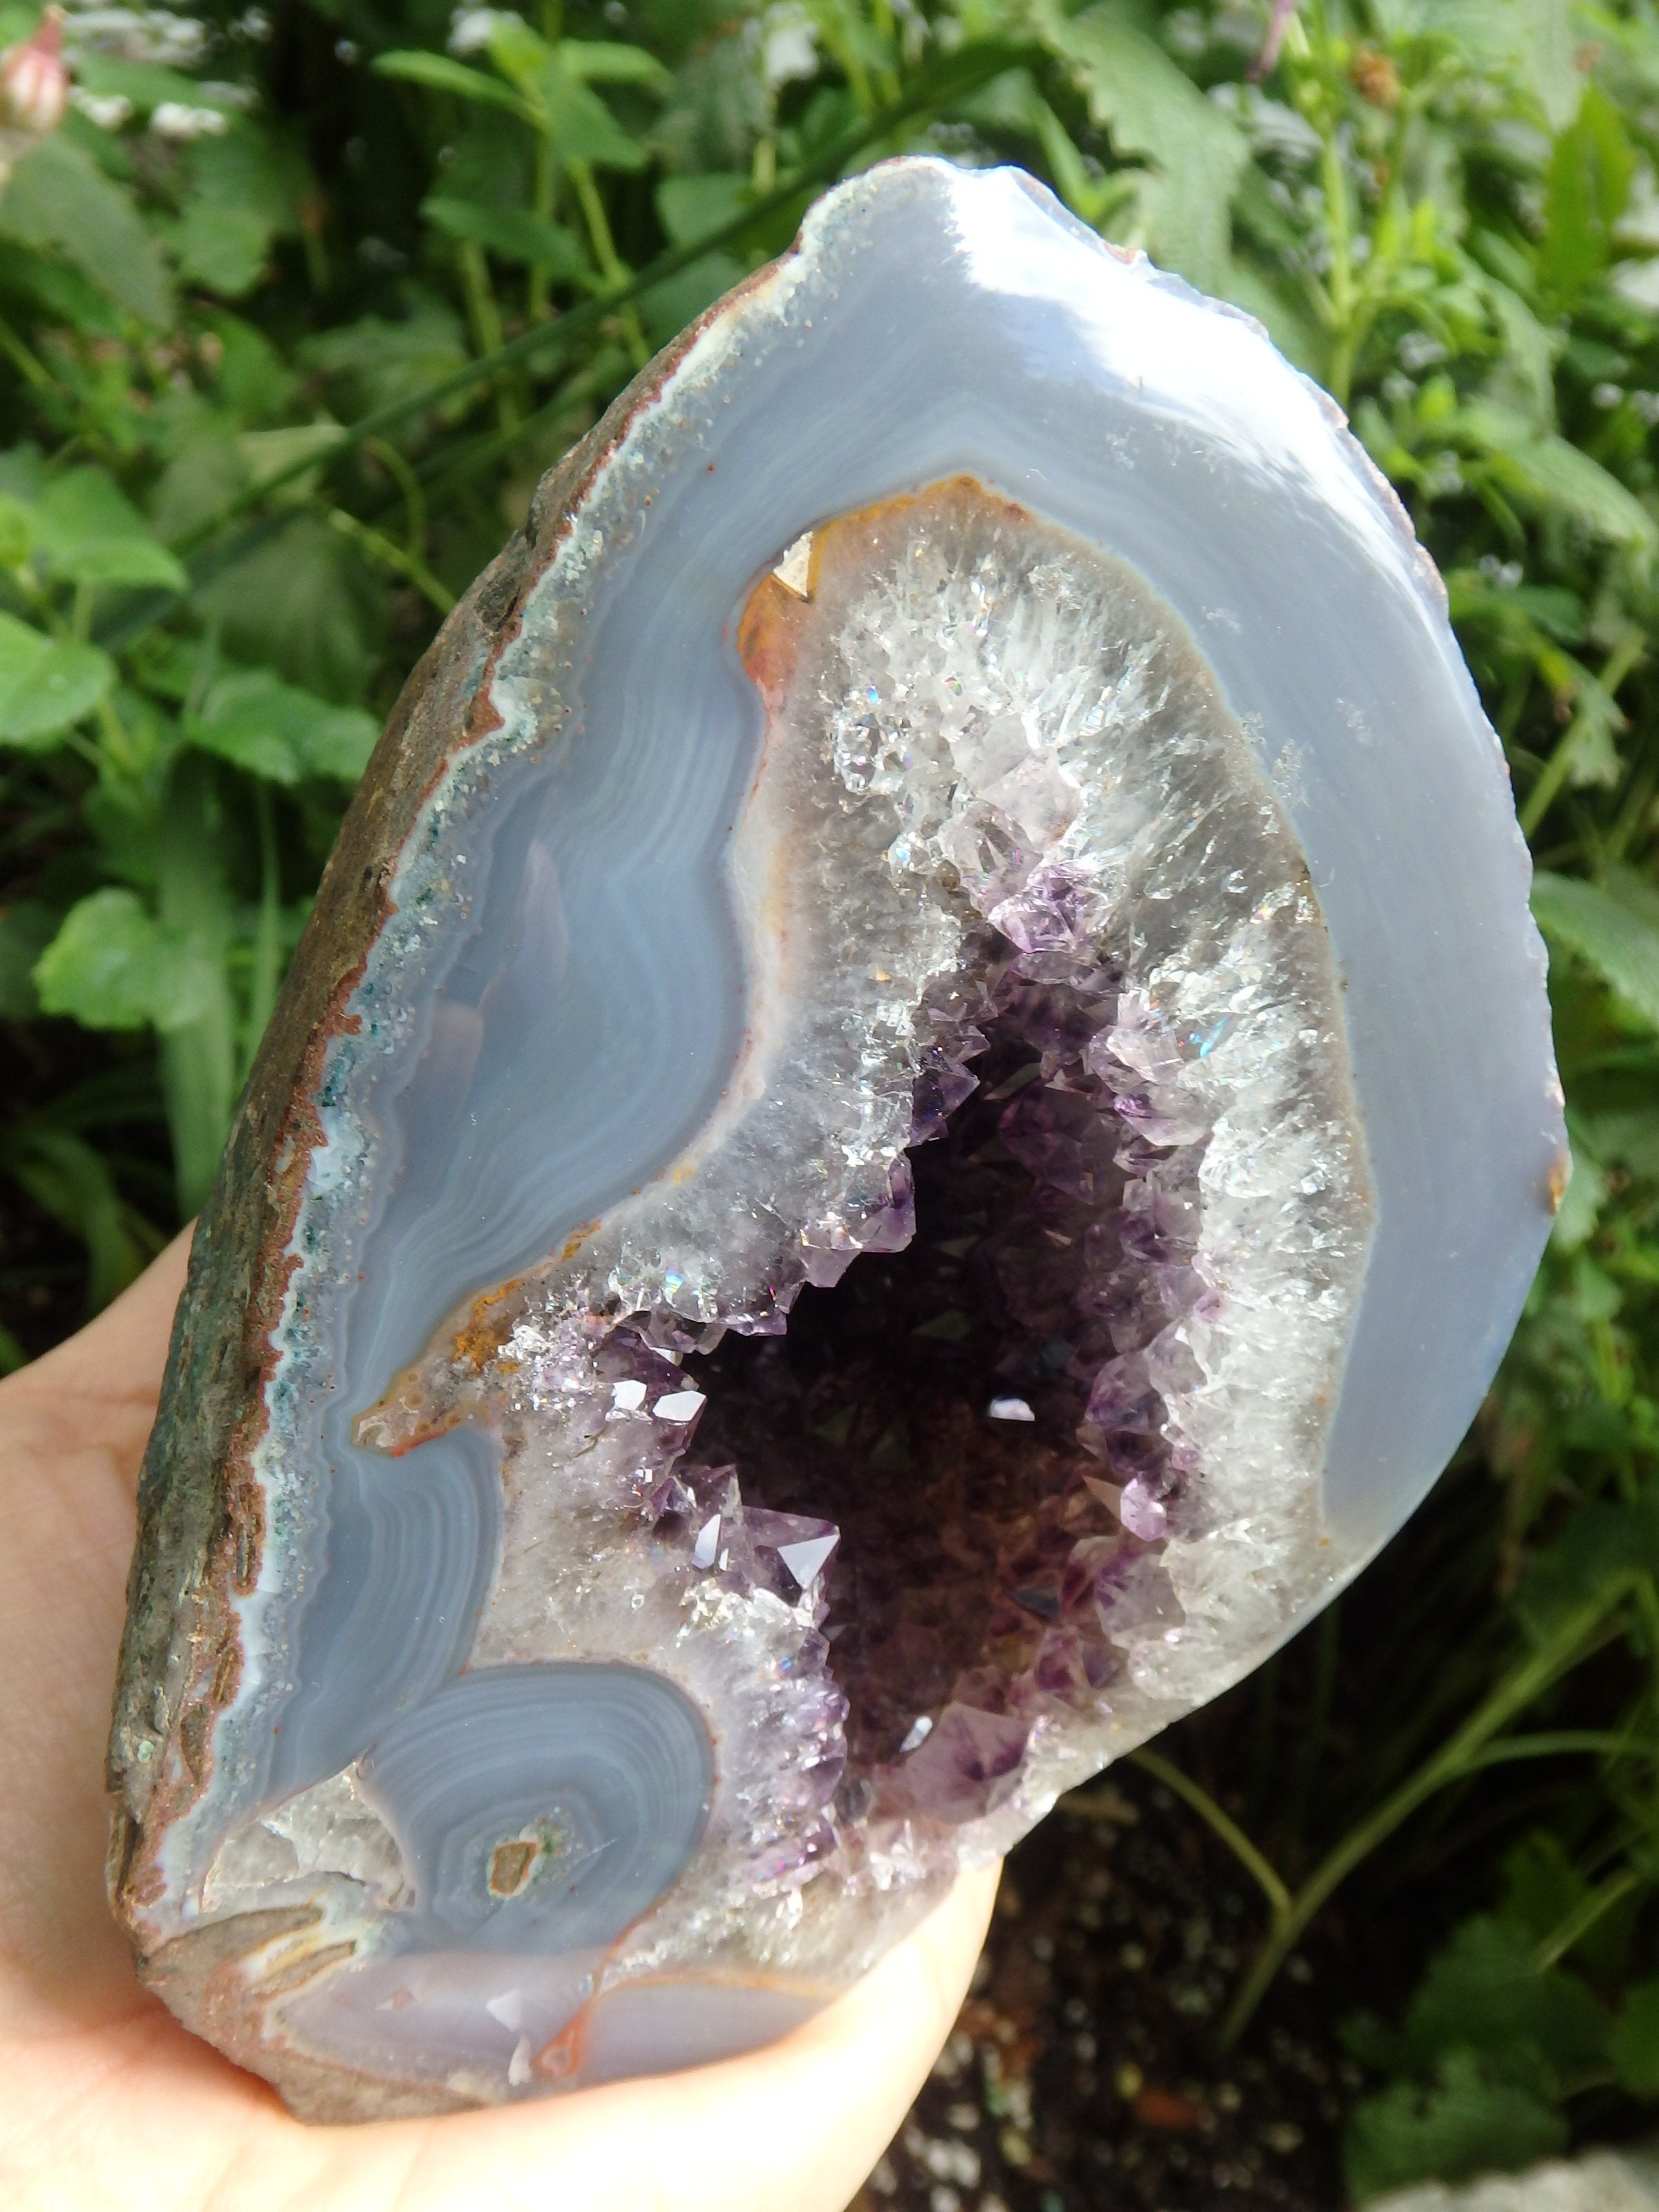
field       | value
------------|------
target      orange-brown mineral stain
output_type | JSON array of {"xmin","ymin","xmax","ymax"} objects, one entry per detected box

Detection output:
[
  {"xmin": 488, "ymin": 1839, "xmax": 538, "ymax": 1897},
  {"xmin": 451, "ymin": 1283, "xmax": 515, "ymax": 1367},
  {"xmin": 737, "ymin": 475, "xmax": 1038, "ymax": 707},
  {"xmin": 534, "ymin": 2012, "xmax": 585, "ymax": 2084}
]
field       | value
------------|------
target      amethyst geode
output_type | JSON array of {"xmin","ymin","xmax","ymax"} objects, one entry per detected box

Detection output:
[{"xmin": 109, "ymin": 159, "xmax": 1564, "ymax": 2117}]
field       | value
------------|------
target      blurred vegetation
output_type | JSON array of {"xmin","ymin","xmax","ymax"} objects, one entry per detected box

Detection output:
[{"xmin": 1, "ymin": 0, "xmax": 1658, "ymax": 2197}]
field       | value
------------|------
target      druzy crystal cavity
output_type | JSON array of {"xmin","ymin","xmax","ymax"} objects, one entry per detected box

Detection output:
[{"xmin": 109, "ymin": 158, "xmax": 1563, "ymax": 2119}]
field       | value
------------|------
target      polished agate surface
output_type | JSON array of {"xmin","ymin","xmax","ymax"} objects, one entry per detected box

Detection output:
[{"xmin": 109, "ymin": 158, "xmax": 1564, "ymax": 2117}]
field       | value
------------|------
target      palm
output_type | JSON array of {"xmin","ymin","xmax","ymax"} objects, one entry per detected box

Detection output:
[{"xmin": 0, "ymin": 1239, "xmax": 997, "ymax": 2211}]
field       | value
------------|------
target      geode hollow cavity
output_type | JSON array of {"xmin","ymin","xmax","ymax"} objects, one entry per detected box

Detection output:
[{"xmin": 109, "ymin": 158, "xmax": 1564, "ymax": 2119}]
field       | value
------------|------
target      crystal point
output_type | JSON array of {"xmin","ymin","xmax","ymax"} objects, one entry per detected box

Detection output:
[{"xmin": 109, "ymin": 156, "xmax": 1561, "ymax": 2117}]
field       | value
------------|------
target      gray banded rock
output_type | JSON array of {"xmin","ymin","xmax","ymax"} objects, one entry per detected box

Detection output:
[{"xmin": 106, "ymin": 156, "xmax": 1564, "ymax": 2118}]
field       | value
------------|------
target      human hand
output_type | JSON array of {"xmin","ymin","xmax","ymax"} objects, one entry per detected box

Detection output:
[{"xmin": 0, "ymin": 1235, "xmax": 999, "ymax": 2212}]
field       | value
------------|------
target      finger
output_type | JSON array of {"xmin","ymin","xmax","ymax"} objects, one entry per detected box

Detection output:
[
  {"xmin": 380, "ymin": 1860, "xmax": 1004, "ymax": 2212},
  {"xmin": 7, "ymin": 1863, "xmax": 1000, "ymax": 2212},
  {"xmin": 0, "ymin": 1229, "xmax": 191, "ymax": 2022}
]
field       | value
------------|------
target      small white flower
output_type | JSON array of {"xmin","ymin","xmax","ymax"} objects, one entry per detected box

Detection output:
[
  {"xmin": 760, "ymin": 2, "xmax": 816, "ymax": 88},
  {"xmin": 71, "ymin": 86, "xmax": 132, "ymax": 129},
  {"xmin": 448, "ymin": 8, "xmax": 521, "ymax": 56},
  {"xmin": 151, "ymin": 100, "xmax": 228, "ymax": 139}
]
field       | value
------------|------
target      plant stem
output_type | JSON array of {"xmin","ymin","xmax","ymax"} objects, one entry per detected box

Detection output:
[
  {"xmin": 363, "ymin": 435, "xmax": 429, "ymax": 560},
  {"xmin": 1521, "ymin": 631, "xmax": 1644, "ymax": 838},
  {"xmin": 1219, "ymin": 1586, "xmax": 1632, "ymax": 2048},
  {"xmin": 1535, "ymin": 1865, "xmax": 1645, "ymax": 1970},
  {"xmin": 455, "ymin": 239, "xmax": 519, "ymax": 433},
  {"xmin": 529, "ymin": 129, "xmax": 558, "ymax": 323},
  {"xmin": 568, "ymin": 157, "xmax": 648, "ymax": 368},
  {"xmin": 1463, "ymin": 1729, "xmax": 1652, "ymax": 1769},
  {"xmin": 0, "ymin": 310, "xmax": 55, "ymax": 394},
  {"xmin": 157, "ymin": 758, "xmax": 236, "ymax": 1219},
  {"xmin": 1128, "ymin": 1748, "xmax": 1292, "ymax": 1918},
  {"xmin": 326, "ymin": 507, "xmax": 455, "ymax": 614}
]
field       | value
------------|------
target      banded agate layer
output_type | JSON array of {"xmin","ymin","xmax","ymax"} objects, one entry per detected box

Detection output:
[{"xmin": 109, "ymin": 157, "xmax": 1564, "ymax": 2119}]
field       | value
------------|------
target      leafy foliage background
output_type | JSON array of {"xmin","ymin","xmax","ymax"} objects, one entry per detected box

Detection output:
[{"xmin": 1, "ymin": 0, "xmax": 1658, "ymax": 2197}]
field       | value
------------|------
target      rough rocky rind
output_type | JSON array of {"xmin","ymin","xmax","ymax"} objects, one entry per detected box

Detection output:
[{"xmin": 103, "ymin": 292, "xmax": 774, "ymax": 1987}]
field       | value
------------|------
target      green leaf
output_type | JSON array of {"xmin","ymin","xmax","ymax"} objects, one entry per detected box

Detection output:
[
  {"xmin": 1580, "ymin": 1105, "xmax": 1659, "ymax": 1181},
  {"xmin": 1459, "ymin": 404, "xmax": 1657, "ymax": 553},
  {"xmin": 186, "ymin": 124, "xmax": 306, "ymax": 247},
  {"xmin": 147, "ymin": 415, "xmax": 249, "ymax": 545},
  {"xmin": 1343, "ymin": 2050, "xmax": 1568, "ymax": 2203},
  {"xmin": 1483, "ymin": 277, "xmax": 1562, "ymax": 431},
  {"xmin": 1498, "ymin": 1831, "xmax": 1590, "ymax": 1949},
  {"xmin": 0, "ymin": 134, "xmax": 173, "ymax": 328},
  {"xmin": 298, "ymin": 298, "xmax": 469, "ymax": 422},
  {"xmin": 561, "ymin": 38, "xmax": 672, "ymax": 89},
  {"xmin": 1524, "ymin": 0, "xmax": 1580, "ymax": 131},
  {"xmin": 72, "ymin": 54, "xmax": 228, "ymax": 118},
  {"xmin": 1541, "ymin": 83, "xmax": 1635, "ymax": 308},
  {"xmin": 422, "ymin": 196, "xmax": 584, "ymax": 274},
  {"xmin": 189, "ymin": 668, "xmax": 377, "ymax": 786},
  {"xmin": 539, "ymin": 63, "xmax": 648, "ymax": 171},
  {"xmin": 0, "ymin": 492, "xmax": 32, "ymax": 567},
  {"xmin": 1612, "ymin": 1981, "xmax": 1659, "ymax": 2098},
  {"xmin": 194, "ymin": 515, "xmax": 382, "ymax": 702},
  {"xmin": 32, "ymin": 468, "xmax": 188, "ymax": 590},
  {"xmin": 203, "ymin": 310, "xmax": 300, "ymax": 423},
  {"xmin": 0, "ymin": 610, "xmax": 114, "ymax": 745},
  {"xmin": 169, "ymin": 198, "xmax": 273, "ymax": 297},
  {"xmin": 655, "ymin": 171, "xmax": 752, "ymax": 247},
  {"xmin": 0, "ymin": 1121, "xmax": 159, "ymax": 1312},
  {"xmin": 1033, "ymin": 1, "xmax": 1248, "ymax": 294},
  {"xmin": 33, "ymin": 887, "xmax": 218, "ymax": 1033},
  {"xmin": 1551, "ymin": 1113, "xmax": 1606, "ymax": 1251},
  {"xmin": 0, "ymin": 235, "xmax": 120, "ymax": 339},
  {"xmin": 1533, "ymin": 869, "xmax": 1659, "ymax": 1029},
  {"xmin": 1398, "ymin": 1917, "xmax": 1607, "ymax": 2077},
  {"xmin": 236, "ymin": 422, "xmax": 346, "ymax": 503},
  {"xmin": 646, "ymin": 172, "xmax": 754, "ymax": 334},
  {"xmin": 1515, "ymin": 1492, "xmax": 1659, "ymax": 1635},
  {"xmin": 476, "ymin": 14, "xmax": 556, "ymax": 97},
  {"xmin": 373, "ymin": 49, "xmax": 532, "ymax": 118}
]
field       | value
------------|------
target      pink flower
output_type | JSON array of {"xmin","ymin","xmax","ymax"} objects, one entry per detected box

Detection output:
[
  {"xmin": 1247, "ymin": 0, "xmax": 1299, "ymax": 83},
  {"xmin": 1, "ymin": 8, "xmax": 68, "ymax": 137}
]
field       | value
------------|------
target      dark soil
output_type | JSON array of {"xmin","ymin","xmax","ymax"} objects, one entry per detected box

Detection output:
[{"xmin": 856, "ymin": 1752, "xmax": 1358, "ymax": 2212}]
